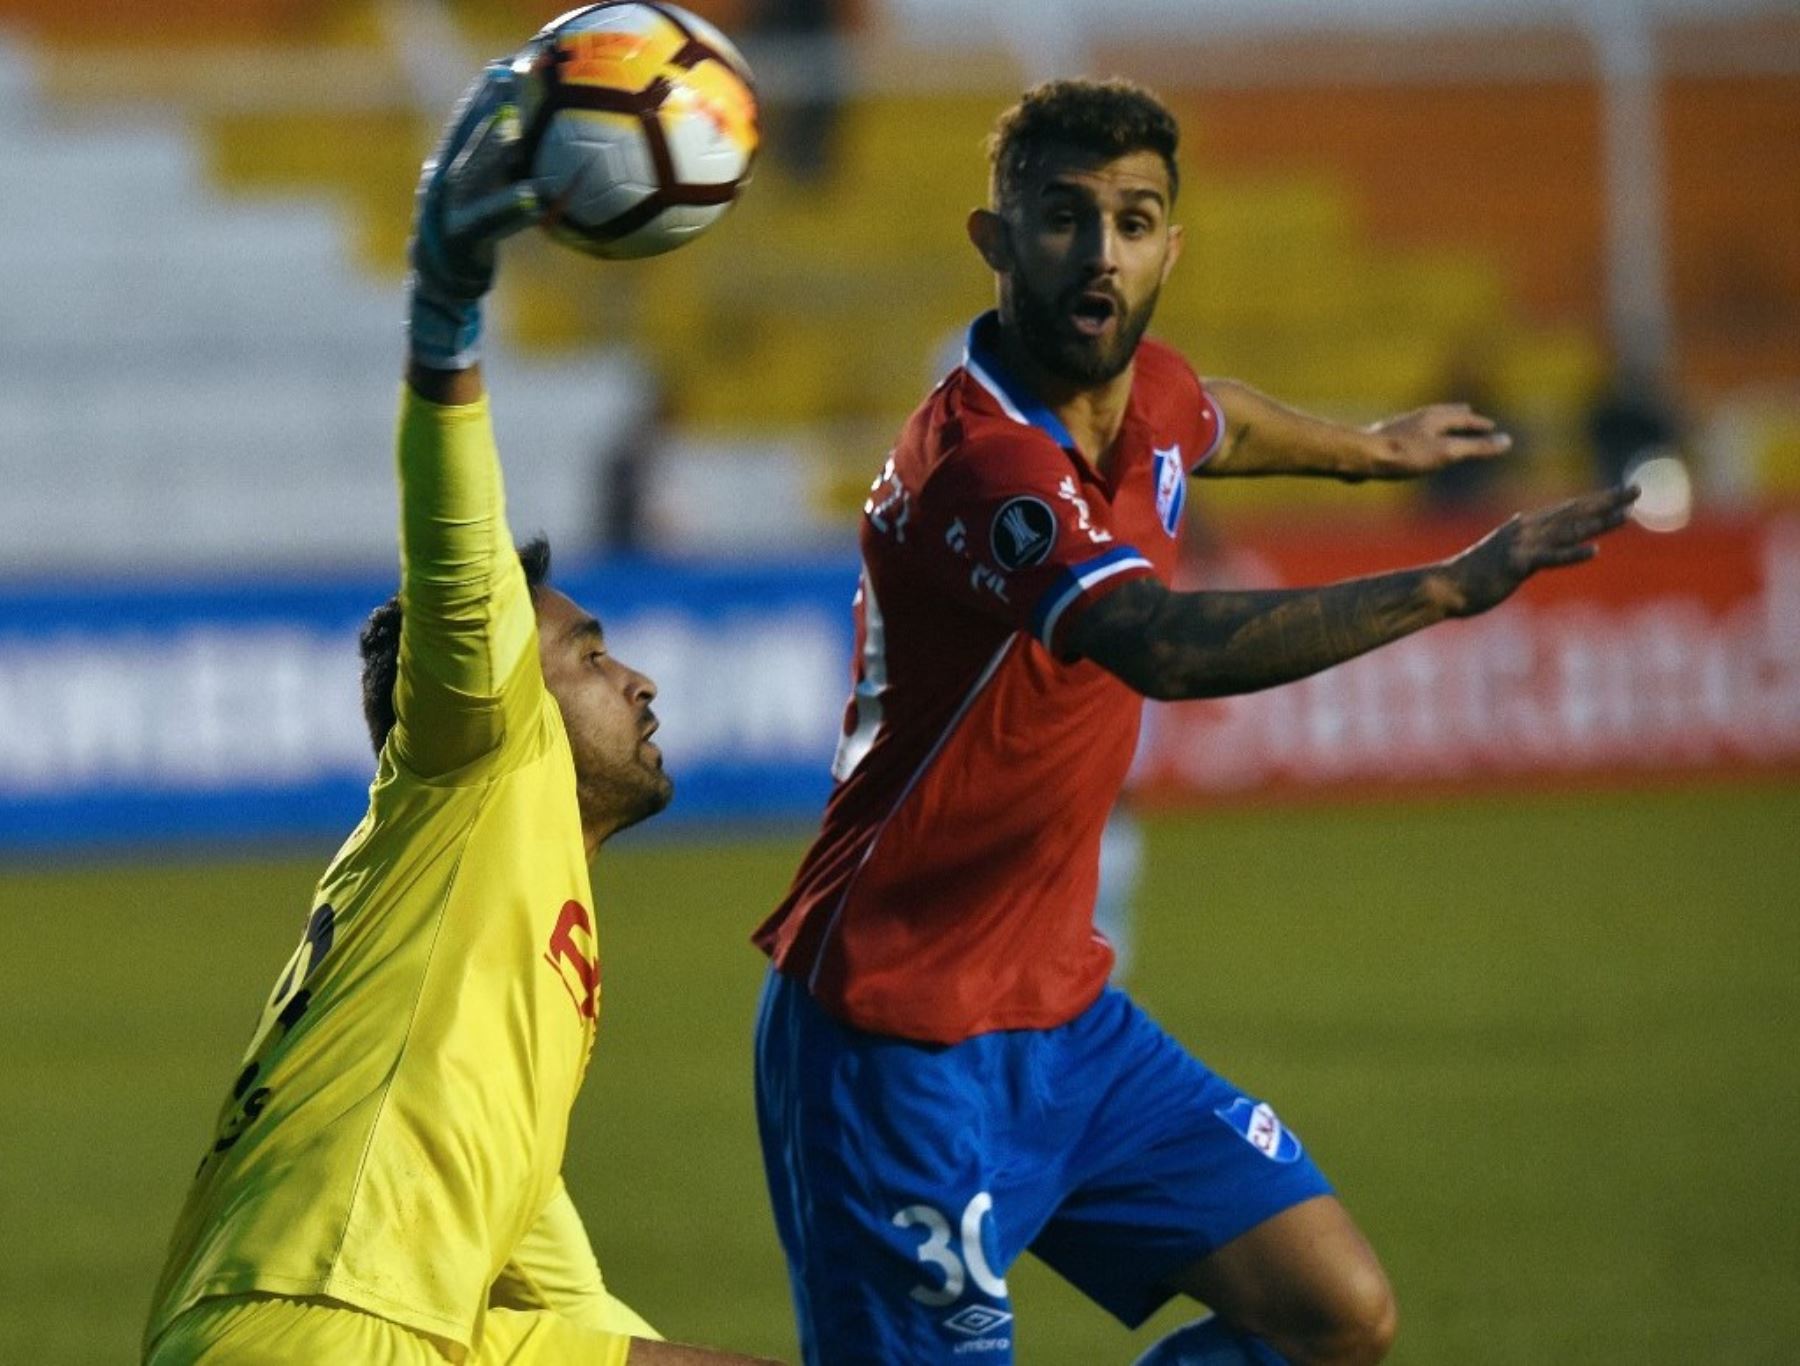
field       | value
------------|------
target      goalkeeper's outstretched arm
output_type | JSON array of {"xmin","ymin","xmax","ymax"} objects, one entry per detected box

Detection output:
[{"xmin": 386, "ymin": 66, "xmax": 546, "ymax": 779}]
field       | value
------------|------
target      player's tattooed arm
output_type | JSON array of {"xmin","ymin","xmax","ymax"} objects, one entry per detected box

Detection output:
[
  {"xmin": 1202, "ymin": 378, "xmax": 1511, "ymax": 480},
  {"xmin": 1067, "ymin": 487, "xmax": 1637, "ymax": 701}
]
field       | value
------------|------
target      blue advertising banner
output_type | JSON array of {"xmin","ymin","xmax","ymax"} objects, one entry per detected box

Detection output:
[{"xmin": 0, "ymin": 555, "xmax": 859, "ymax": 853}]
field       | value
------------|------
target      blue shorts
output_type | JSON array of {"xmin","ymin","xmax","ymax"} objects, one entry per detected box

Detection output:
[{"xmin": 753, "ymin": 970, "xmax": 1333, "ymax": 1365}]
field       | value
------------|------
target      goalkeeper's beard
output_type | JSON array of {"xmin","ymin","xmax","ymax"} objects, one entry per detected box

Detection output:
[{"xmin": 575, "ymin": 745, "xmax": 673, "ymax": 840}]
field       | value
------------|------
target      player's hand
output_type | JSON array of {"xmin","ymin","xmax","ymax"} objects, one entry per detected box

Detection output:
[
  {"xmin": 1441, "ymin": 485, "xmax": 1639, "ymax": 617},
  {"xmin": 407, "ymin": 63, "xmax": 548, "ymax": 370},
  {"xmin": 412, "ymin": 63, "xmax": 545, "ymax": 300},
  {"xmin": 1364, "ymin": 403, "xmax": 1513, "ymax": 477}
]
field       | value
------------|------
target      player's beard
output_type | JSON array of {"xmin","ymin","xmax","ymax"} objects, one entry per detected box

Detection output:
[
  {"xmin": 1009, "ymin": 270, "xmax": 1160, "ymax": 387},
  {"xmin": 576, "ymin": 744, "xmax": 673, "ymax": 840}
]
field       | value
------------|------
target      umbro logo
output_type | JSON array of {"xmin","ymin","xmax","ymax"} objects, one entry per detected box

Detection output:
[
  {"xmin": 944, "ymin": 1304, "xmax": 1013, "ymax": 1339},
  {"xmin": 989, "ymin": 496, "xmax": 1057, "ymax": 571}
]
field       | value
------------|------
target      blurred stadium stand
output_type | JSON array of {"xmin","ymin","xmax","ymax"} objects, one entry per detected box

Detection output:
[
  {"xmin": 0, "ymin": 8, "xmax": 645, "ymax": 572},
  {"xmin": 0, "ymin": 0, "xmax": 1795, "ymax": 568},
  {"xmin": 0, "ymin": 0, "xmax": 1796, "ymax": 848}
]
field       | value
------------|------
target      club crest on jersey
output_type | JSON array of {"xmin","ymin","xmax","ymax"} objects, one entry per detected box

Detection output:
[
  {"xmin": 1153, "ymin": 445, "xmax": 1186, "ymax": 536},
  {"xmin": 990, "ymin": 496, "xmax": 1057, "ymax": 571},
  {"xmin": 1215, "ymin": 1097, "xmax": 1303, "ymax": 1163}
]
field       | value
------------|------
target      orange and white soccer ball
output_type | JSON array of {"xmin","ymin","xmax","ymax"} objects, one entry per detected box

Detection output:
[{"xmin": 513, "ymin": 2, "xmax": 758, "ymax": 259}]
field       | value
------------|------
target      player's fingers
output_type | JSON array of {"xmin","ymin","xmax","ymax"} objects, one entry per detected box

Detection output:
[
  {"xmin": 1532, "ymin": 485, "xmax": 1636, "ymax": 531},
  {"xmin": 1535, "ymin": 512, "xmax": 1604, "ymax": 548},
  {"xmin": 432, "ymin": 68, "xmax": 510, "ymax": 173},
  {"xmin": 446, "ymin": 182, "xmax": 543, "ymax": 242},
  {"xmin": 1596, "ymin": 498, "xmax": 1635, "ymax": 531},
  {"xmin": 1553, "ymin": 489, "xmax": 1618, "ymax": 518},
  {"xmin": 445, "ymin": 72, "xmax": 496, "ymax": 138},
  {"xmin": 443, "ymin": 91, "xmax": 543, "ymax": 242},
  {"xmin": 442, "ymin": 64, "xmax": 529, "ymax": 175},
  {"xmin": 1444, "ymin": 431, "xmax": 1511, "ymax": 460},
  {"xmin": 1567, "ymin": 491, "xmax": 1638, "ymax": 540},
  {"xmin": 450, "ymin": 90, "xmax": 525, "ymax": 177},
  {"xmin": 1590, "ymin": 483, "xmax": 1641, "ymax": 514},
  {"xmin": 1550, "ymin": 498, "xmax": 1637, "ymax": 548},
  {"xmin": 1533, "ymin": 543, "xmax": 1598, "ymax": 570},
  {"xmin": 1440, "ymin": 406, "xmax": 1496, "ymax": 434}
]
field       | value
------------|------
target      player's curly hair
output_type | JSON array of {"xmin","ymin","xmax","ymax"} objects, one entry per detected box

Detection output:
[
  {"xmin": 987, "ymin": 78, "xmax": 1180, "ymax": 212},
  {"xmin": 358, "ymin": 536, "xmax": 553, "ymax": 754}
]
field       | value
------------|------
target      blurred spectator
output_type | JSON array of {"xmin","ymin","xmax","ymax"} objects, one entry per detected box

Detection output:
[
  {"xmin": 1585, "ymin": 354, "xmax": 1683, "ymax": 488},
  {"xmin": 1421, "ymin": 342, "xmax": 1517, "ymax": 513},
  {"xmin": 743, "ymin": 0, "xmax": 857, "ymax": 183},
  {"xmin": 1093, "ymin": 804, "xmax": 1145, "ymax": 982},
  {"xmin": 595, "ymin": 375, "xmax": 677, "ymax": 554},
  {"xmin": 1099, "ymin": 504, "xmax": 1242, "ymax": 984}
]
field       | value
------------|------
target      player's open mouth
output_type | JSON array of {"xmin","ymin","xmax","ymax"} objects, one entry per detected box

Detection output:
[{"xmin": 1069, "ymin": 291, "xmax": 1118, "ymax": 338}]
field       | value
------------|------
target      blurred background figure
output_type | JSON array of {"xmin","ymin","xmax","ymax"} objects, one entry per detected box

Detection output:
[
  {"xmin": 1420, "ymin": 341, "xmax": 1522, "ymax": 515},
  {"xmin": 1093, "ymin": 803, "xmax": 1147, "ymax": 982},
  {"xmin": 595, "ymin": 370, "xmax": 678, "ymax": 555},
  {"xmin": 1585, "ymin": 351, "xmax": 1684, "ymax": 487},
  {"xmin": 741, "ymin": 0, "xmax": 859, "ymax": 183}
]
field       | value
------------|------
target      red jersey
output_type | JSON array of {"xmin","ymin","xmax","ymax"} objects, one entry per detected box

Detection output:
[{"xmin": 753, "ymin": 312, "xmax": 1225, "ymax": 1044}]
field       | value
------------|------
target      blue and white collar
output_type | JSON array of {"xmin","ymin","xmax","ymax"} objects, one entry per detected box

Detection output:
[{"xmin": 962, "ymin": 311, "xmax": 1077, "ymax": 452}]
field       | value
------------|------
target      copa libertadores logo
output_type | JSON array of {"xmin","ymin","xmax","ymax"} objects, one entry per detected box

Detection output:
[{"xmin": 989, "ymin": 496, "xmax": 1057, "ymax": 571}]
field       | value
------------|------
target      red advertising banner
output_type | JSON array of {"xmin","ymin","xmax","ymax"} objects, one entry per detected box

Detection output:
[{"xmin": 1131, "ymin": 511, "xmax": 1800, "ymax": 804}]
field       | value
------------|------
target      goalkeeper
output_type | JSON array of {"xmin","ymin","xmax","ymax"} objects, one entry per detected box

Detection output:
[{"xmin": 142, "ymin": 65, "xmax": 778, "ymax": 1366}]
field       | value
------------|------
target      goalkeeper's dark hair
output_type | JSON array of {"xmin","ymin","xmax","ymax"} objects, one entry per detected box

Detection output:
[
  {"xmin": 359, "ymin": 536, "xmax": 553, "ymax": 754},
  {"xmin": 987, "ymin": 78, "xmax": 1180, "ymax": 212}
]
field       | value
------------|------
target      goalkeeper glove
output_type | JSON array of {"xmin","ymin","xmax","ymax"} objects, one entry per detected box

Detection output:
[{"xmin": 407, "ymin": 63, "xmax": 546, "ymax": 371}]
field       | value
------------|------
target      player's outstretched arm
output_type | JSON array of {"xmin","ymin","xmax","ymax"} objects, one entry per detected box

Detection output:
[
  {"xmin": 1065, "ymin": 486, "xmax": 1637, "ymax": 701},
  {"xmin": 1202, "ymin": 378, "xmax": 1512, "ymax": 480},
  {"xmin": 390, "ymin": 65, "xmax": 549, "ymax": 778}
]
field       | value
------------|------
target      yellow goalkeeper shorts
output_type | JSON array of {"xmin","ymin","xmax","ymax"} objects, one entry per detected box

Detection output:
[{"xmin": 146, "ymin": 1293, "xmax": 635, "ymax": 1366}]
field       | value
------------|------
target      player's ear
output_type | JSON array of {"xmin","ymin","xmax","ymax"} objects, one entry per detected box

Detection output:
[
  {"xmin": 968, "ymin": 208, "xmax": 1013, "ymax": 273},
  {"xmin": 1160, "ymin": 221, "xmax": 1184, "ymax": 285}
]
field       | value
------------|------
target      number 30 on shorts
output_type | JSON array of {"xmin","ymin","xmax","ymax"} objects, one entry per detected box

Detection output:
[{"xmin": 892, "ymin": 1193, "xmax": 1008, "ymax": 1306}]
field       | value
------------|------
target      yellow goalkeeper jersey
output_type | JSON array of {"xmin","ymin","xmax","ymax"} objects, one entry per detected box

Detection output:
[{"xmin": 145, "ymin": 391, "xmax": 606, "ymax": 1355}]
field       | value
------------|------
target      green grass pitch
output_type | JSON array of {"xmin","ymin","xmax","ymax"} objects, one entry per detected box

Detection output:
[{"xmin": 2, "ymin": 785, "xmax": 1796, "ymax": 1364}]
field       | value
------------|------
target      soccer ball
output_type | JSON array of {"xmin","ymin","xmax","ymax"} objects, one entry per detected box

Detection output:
[{"xmin": 512, "ymin": 2, "xmax": 758, "ymax": 260}]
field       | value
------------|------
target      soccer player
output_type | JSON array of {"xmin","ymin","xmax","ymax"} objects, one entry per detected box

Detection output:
[
  {"xmin": 143, "ymin": 69, "xmax": 776, "ymax": 1366},
  {"xmin": 752, "ymin": 80, "xmax": 1637, "ymax": 1366}
]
